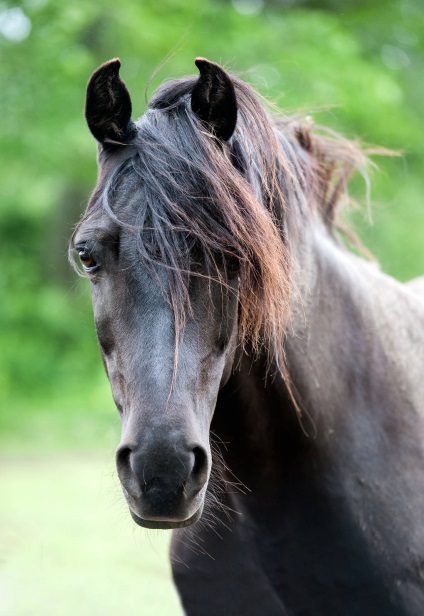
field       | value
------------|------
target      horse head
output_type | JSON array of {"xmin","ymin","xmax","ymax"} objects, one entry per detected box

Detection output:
[
  {"xmin": 72, "ymin": 58, "xmax": 289, "ymax": 529},
  {"xmin": 73, "ymin": 59, "xmax": 243, "ymax": 528}
]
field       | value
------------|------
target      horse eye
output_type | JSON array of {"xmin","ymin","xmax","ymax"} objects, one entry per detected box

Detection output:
[{"xmin": 78, "ymin": 249, "xmax": 97, "ymax": 270}]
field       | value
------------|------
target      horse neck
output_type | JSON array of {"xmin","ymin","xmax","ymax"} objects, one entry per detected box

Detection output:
[
  {"xmin": 285, "ymin": 218, "xmax": 368, "ymax": 417},
  {"xmin": 284, "ymin": 211, "xmax": 421, "ymax": 417},
  {"xmin": 282, "ymin": 215, "xmax": 406, "ymax": 432},
  {"xmin": 216, "ymin": 210, "xmax": 422, "ymax": 472},
  {"xmin": 258, "ymin": 209, "xmax": 424, "ymax": 460}
]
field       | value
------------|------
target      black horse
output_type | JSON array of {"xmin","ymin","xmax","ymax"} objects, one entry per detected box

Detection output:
[{"xmin": 71, "ymin": 58, "xmax": 424, "ymax": 614}]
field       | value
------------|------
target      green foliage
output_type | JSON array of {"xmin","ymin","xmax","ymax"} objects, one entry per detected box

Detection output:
[{"xmin": 1, "ymin": 0, "xmax": 423, "ymax": 433}]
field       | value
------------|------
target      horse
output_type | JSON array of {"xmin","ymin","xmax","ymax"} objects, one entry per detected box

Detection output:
[{"xmin": 71, "ymin": 57, "xmax": 424, "ymax": 614}]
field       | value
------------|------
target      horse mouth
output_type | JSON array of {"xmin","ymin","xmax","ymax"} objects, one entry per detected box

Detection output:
[{"xmin": 129, "ymin": 504, "xmax": 204, "ymax": 529}]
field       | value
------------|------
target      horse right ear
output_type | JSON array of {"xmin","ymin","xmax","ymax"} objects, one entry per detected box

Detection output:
[{"xmin": 85, "ymin": 59, "xmax": 136, "ymax": 146}]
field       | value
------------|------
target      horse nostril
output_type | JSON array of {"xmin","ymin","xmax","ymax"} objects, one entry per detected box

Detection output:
[
  {"xmin": 192, "ymin": 445, "xmax": 208, "ymax": 479},
  {"xmin": 116, "ymin": 445, "xmax": 132, "ymax": 475},
  {"xmin": 116, "ymin": 444, "xmax": 146, "ymax": 500}
]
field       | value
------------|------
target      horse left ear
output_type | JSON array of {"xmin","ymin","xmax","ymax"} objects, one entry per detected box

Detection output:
[
  {"xmin": 191, "ymin": 58, "xmax": 237, "ymax": 142},
  {"xmin": 85, "ymin": 58, "xmax": 136, "ymax": 146}
]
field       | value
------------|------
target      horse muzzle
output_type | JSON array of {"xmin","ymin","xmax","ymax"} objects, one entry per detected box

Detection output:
[{"xmin": 116, "ymin": 438, "xmax": 210, "ymax": 529}]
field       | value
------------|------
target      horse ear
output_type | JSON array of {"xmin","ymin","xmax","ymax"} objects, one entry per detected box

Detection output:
[
  {"xmin": 191, "ymin": 58, "xmax": 237, "ymax": 142},
  {"xmin": 85, "ymin": 58, "xmax": 136, "ymax": 146}
]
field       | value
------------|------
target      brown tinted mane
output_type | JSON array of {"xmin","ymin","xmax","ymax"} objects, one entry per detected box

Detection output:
[{"xmin": 74, "ymin": 73, "xmax": 372, "ymax": 382}]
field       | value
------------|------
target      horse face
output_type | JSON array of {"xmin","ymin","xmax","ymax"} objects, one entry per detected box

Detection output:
[
  {"xmin": 73, "ymin": 210, "xmax": 239, "ymax": 528},
  {"xmin": 77, "ymin": 57, "xmax": 242, "ymax": 528}
]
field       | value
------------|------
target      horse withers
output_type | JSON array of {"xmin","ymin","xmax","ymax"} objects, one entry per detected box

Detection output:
[{"xmin": 71, "ymin": 57, "xmax": 424, "ymax": 614}]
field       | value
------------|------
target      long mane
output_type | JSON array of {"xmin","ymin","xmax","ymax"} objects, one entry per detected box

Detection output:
[{"xmin": 76, "ymin": 73, "xmax": 369, "ymax": 377}]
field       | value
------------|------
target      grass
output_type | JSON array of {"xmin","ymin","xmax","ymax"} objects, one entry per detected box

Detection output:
[{"xmin": 0, "ymin": 453, "xmax": 183, "ymax": 616}]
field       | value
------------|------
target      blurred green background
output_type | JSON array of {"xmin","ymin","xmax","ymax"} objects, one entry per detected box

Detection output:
[{"xmin": 1, "ymin": 0, "xmax": 423, "ymax": 614}]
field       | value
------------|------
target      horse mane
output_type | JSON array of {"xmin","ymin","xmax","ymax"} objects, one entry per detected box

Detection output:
[{"xmin": 76, "ymin": 73, "xmax": 371, "ymax": 379}]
